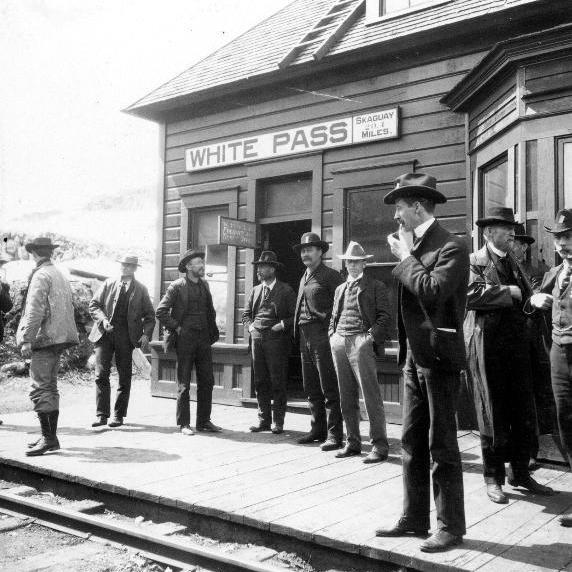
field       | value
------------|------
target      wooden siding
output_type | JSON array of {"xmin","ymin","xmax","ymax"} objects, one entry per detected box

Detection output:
[
  {"xmin": 524, "ymin": 55, "xmax": 572, "ymax": 117},
  {"xmin": 161, "ymin": 50, "xmax": 483, "ymax": 342}
]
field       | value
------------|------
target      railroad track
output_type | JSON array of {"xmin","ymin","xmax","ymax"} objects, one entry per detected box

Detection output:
[{"xmin": 0, "ymin": 488, "xmax": 284, "ymax": 572}]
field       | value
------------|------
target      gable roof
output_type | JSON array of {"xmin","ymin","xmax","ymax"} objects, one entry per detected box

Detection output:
[{"xmin": 125, "ymin": 0, "xmax": 543, "ymax": 118}]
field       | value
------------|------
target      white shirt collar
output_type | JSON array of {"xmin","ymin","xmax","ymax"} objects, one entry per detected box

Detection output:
[
  {"xmin": 487, "ymin": 243, "xmax": 508, "ymax": 258},
  {"xmin": 347, "ymin": 273, "xmax": 363, "ymax": 284},
  {"xmin": 413, "ymin": 217, "xmax": 435, "ymax": 239},
  {"xmin": 119, "ymin": 278, "xmax": 133, "ymax": 289},
  {"xmin": 262, "ymin": 278, "xmax": 276, "ymax": 290}
]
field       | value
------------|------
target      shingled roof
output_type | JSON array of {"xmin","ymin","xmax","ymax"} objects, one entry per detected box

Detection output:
[{"xmin": 125, "ymin": 0, "xmax": 540, "ymax": 117}]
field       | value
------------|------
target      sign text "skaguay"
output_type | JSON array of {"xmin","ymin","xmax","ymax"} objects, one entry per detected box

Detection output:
[{"xmin": 185, "ymin": 108, "xmax": 399, "ymax": 172}]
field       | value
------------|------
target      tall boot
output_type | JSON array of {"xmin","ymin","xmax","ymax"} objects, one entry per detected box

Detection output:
[
  {"xmin": 49, "ymin": 410, "xmax": 61, "ymax": 450},
  {"xmin": 26, "ymin": 411, "xmax": 59, "ymax": 457}
]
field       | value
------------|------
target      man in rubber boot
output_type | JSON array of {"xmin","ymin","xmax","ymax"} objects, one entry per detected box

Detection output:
[{"xmin": 17, "ymin": 237, "xmax": 79, "ymax": 456}]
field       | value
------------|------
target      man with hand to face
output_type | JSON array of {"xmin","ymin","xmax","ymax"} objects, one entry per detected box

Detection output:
[
  {"xmin": 89, "ymin": 256, "xmax": 155, "ymax": 428},
  {"xmin": 530, "ymin": 209, "xmax": 572, "ymax": 527}
]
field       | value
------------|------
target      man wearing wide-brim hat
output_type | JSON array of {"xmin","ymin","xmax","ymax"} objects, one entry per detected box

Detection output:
[
  {"xmin": 530, "ymin": 208, "xmax": 572, "ymax": 527},
  {"xmin": 16, "ymin": 237, "xmax": 79, "ymax": 456},
  {"xmin": 293, "ymin": 232, "xmax": 344, "ymax": 450},
  {"xmin": 376, "ymin": 173, "xmax": 468, "ymax": 552},
  {"xmin": 89, "ymin": 254, "xmax": 155, "ymax": 428},
  {"xmin": 465, "ymin": 206, "xmax": 554, "ymax": 506},
  {"xmin": 328, "ymin": 241, "xmax": 391, "ymax": 463},
  {"xmin": 242, "ymin": 251, "xmax": 296, "ymax": 434},
  {"xmin": 156, "ymin": 248, "xmax": 222, "ymax": 435}
]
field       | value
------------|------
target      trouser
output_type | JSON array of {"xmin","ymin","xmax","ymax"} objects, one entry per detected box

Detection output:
[
  {"xmin": 549, "ymin": 342, "xmax": 572, "ymax": 469},
  {"xmin": 29, "ymin": 346, "xmax": 64, "ymax": 413},
  {"xmin": 176, "ymin": 328, "xmax": 214, "ymax": 427},
  {"xmin": 299, "ymin": 322, "xmax": 343, "ymax": 441},
  {"xmin": 401, "ymin": 350, "xmax": 466, "ymax": 536},
  {"xmin": 330, "ymin": 332, "xmax": 388, "ymax": 453},
  {"xmin": 94, "ymin": 328, "xmax": 134, "ymax": 418},
  {"xmin": 251, "ymin": 330, "xmax": 290, "ymax": 426}
]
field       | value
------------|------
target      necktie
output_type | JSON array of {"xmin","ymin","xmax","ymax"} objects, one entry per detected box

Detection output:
[
  {"xmin": 263, "ymin": 285, "xmax": 270, "ymax": 301},
  {"xmin": 119, "ymin": 281, "xmax": 127, "ymax": 296},
  {"xmin": 561, "ymin": 266, "xmax": 572, "ymax": 294}
]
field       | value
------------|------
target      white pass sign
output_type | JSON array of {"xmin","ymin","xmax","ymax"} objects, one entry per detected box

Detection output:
[{"xmin": 185, "ymin": 108, "xmax": 399, "ymax": 172}]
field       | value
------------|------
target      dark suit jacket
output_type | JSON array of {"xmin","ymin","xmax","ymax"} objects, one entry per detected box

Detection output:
[
  {"xmin": 242, "ymin": 280, "xmax": 296, "ymax": 334},
  {"xmin": 294, "ymin": 263, "xmax": 343, "ymax": 337},
  {"xmin": 0, "ymin": 281, "xmax": 13, "ymax": 342},
  {"xmin": 393, "ymin": 220, "xmax": 469, "ymax": 370},
  {"xmin": 89, "ymin": 278, "xmax": 155, "ymax": 347},
  {"xmin": 155, "ymin": 277, "xmax": 219, "ymax": 345},
  {"xmin": 329, "ymin": 274, "xmax": 391, "ymax": 356}
]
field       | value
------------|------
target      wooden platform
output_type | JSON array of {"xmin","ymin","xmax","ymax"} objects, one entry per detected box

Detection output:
[{"xmin": 0, "ymin": 381, "xmax": 570, "ymax": 572}]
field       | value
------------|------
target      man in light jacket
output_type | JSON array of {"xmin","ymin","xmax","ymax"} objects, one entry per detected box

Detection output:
[
  {"xmin": 17, "ymin": 237, "xmax": 79, "ymax": 456},
  {"xmin": 89, "ymin": 255, "xmax": 155, "ymax": 428}
]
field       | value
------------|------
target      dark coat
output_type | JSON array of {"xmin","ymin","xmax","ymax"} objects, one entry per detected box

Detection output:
[
  {"xmin": 393, "ymin": 220, "xmax": 469, "ymax": 370},
  {"xmin": 329, "ymin": 274, "xmax": 391, "ymax": 356},
  {"xmin": 0, "ymin": 281, "xmax": 13, "ymax": 342},
  {"xmin": 155, "ymin": 277, "xmax": 219, "ymax": 345},
  {"xmin": 464, "ymin": 245, "xmax": 534, "ymax": 439},
  {"xmin": 242, "ymin": 280, "xmax": 296, "ymax": 334},
  {"xmin": 294, "ymin": 263, "xmax": 343, "ymax": 337},
  {"xmin": 89, "ymin": 278, "xmax": 156, "ymax": 347}
]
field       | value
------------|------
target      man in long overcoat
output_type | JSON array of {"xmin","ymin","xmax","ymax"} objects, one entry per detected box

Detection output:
[
  {"xmin": 375, "ymin": 173, "xmax": 467, "ymax": 553},
  {"xmin": 464, "ymin": 207, "xmax": 554, "ymax": 504}
]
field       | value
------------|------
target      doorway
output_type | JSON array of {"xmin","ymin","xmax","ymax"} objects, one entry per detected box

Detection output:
[{"xmin": 260, "ymin": 219, "xmax": 311, "ymax": 399}]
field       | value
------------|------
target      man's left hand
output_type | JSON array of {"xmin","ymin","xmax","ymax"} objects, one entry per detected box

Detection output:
[
  {"xmin": 271, "ymin": 323, "xmax": 284, "ymax": 332},
  {"xmin": 138, "ymin": 334, "xmax": 150, "ymax": 353},
  {"xmin": 21, "ymin": 342, "xmax": 32, "ymax": 359}
]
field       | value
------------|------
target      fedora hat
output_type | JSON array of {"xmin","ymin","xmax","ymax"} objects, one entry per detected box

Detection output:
[
  {"xmin": 252, "ymin": 250, "xmax": 283, "ymax": 268},
  {"xmin": 337, "ymin": 241, "xmax": 373, "ymax": 260},
  {"xmin": 0, "ymin": 252, "xmax": 12, "ymax": 265},
  {"xmin": 25, "ymin": 236, "xmax": 59, "ymax": 253},
  {"xmin": 513, "ymin": 223, "xmax": 535, "ymax": 244},
  {"xmin": 545, "ymin": 209, "xmax": 572, "ymax": 235},
  {"xmin": 178, "ymin": 248, "xmax": 205, "ymax": 273},
  {"xmin": 293, "ymin": 232, "xmax": 329, "ymax": 254},
  {"xmin": 383, "ymin": 173, "xmax": 447, "ymax": 205},
  {"xmin": 475, "ymin": 206, "xmax": 519, "ymax": 228},
  {"xmin": 117, "ymin": 255, "xmax": 141, "ymax": 266}
]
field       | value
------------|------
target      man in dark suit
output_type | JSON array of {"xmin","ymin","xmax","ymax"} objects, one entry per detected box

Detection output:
[
  {"xmin": 89, "ymin": 255, "xmax": 155, "ymax": 428},
  {"xmin": 465, "ymin": 207, "xmax": 553, "ymax": 505},
  {"xmin": 530, "ymin": 209, "xmax": 572, "ymax": 527},
  {"xmin": 156, "ymin": 248, "xmax": 221, "ymax": 435},
  {"xmin": 329, "ymin": 241, "xmax": 391, "ymax": 463},
  {"xmin": 375, "ymin": 173, "xmax": 467, "ymax": 553},
  {"xmin": 294, "ymin": 232, "xmax": 344, "ymax": 450},
  {"xmin": 242, "ymin": 251, "xmax": 296, "ymax": 434}
]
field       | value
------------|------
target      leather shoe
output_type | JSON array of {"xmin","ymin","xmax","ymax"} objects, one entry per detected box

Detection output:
[
  {"xmin": 508, "ymin": 475, "xmax": 554, "ymax": 495},
  {"xmin": 420, "ymin": 530, "xmax": 462, "ymax": 553},
  {"xmin": 250, "ymin": 423, "xmax": 271, "ymax": 432},
  {"xmin": 335, "ymin": 446, "xmax": 361, "ymax": 458},
  {"xmin": 363, "ymin": 450, "xmax": 388, "ymax": 464},
  {"xmin": 91, "ymin": 416, "xmax": 108, "ymax": 427},
  {"xmin": 486, "ymin": 483, "xmax": 508, "ymax": 504},
  {"xmin": 196, "ymin": 421, "xmax": 222, "ymax": 432},
  {"xmin": 108, "ymin": 417, "xmax": 123, "ymax": 428},
  {"xmin": 321, "ymin": 439, "xmax": 343, "ymax": 452},
  {"xmin": 297, "ymin": 432, "xmax": 326, "ymax": 444},
  {"xmin": 179, "ymin": 425, "xmax": 195, "ymax": 436},
  {"xmin": 375, "ymin": 517, "xmax": 428, "ymax": 538},
  {"xmin": 271, "ymin": 424, "xmax": 283, "ymax": 434},
  {"xmin": 559, "ymin": 513, "xmax": 572, "ymax": 527}
]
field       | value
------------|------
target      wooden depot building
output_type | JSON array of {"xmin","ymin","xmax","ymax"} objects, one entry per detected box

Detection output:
[{"xmin": 125, "ymin": 0, "xmax": 572, "ymax": 429}]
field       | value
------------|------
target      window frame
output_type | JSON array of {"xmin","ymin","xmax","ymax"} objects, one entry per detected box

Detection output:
[{"xmin": 366, "ymin": 0, "xmax": 452, "ymax": 24}]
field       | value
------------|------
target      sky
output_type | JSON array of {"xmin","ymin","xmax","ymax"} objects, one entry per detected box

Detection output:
[{"xmin": 0, "ymin": 0, "xmax": 291, "ymax": 230}]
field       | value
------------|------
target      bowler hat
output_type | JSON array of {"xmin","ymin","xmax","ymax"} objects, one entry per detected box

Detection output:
[
  {"xmin": 25, "ymin": 236, "xmax": 59, "ymax": 253},
  {"xmin": 475, "ymin": 207, "xmax": 519, "ymax": 228},
  {"xmin": 383, "ymin": 173, "xmax": 447, "ymax": 205},
  {"xmin": 178, "ymin": 248, "xmax": 205, "ymax": 273},
  {"xmin": 293, "ymin": 232, "xmax": 329, "ymax": 254},
  {"xmin": 252, "ymin": 250, "xmax": 283, "ymax": 268},
  {"xmin": 117, "ymin": 255, "xmax": 141, "ymax": 266},
  {"xmin": 0, "ymin": 253, "xmax": 12, "ymax": 265},
  {"xmin": 337, "ymin": 241, "xmax": 373, "ymax": 260},
  {"xmin": 545, "ymin": 209, "xmax": 572, "ymax": 235},
  {"xmin": 514, "ymin": 223, "xmax": 535, "ymax": 244}
]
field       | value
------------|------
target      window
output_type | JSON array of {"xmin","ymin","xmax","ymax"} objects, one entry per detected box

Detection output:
[
  {"xmin": 558, "ymin": 136, "xmax": 572, "ymax": 209},
  {"xmin": 480, "ymin": 154, "xmax": 510, "ymax": 215},
  {"xmin": 366, "ymin": 0, "xmax": 450, "ymax": 21}
]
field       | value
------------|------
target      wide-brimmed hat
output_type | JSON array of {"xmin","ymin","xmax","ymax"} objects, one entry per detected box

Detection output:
[
  {"xmin": 337, "ymin": 241, "xmax": 373, "ymax": 260},
  {"xmin": 383, "ymin": 173, "xmax": 447, "ymax": 205},
  {"xmin": 475, "ymin": 207, "xmax": 519, "ymax": 228},
  {"xmin": 545, "ymin": 209, "xmax": 572, "ymax": 235},
  {"xmin": 0, "ymin": 253, "xmax": 12, "ymax": 265},
  {"xmin": 292, "ymin": 232, "xmax": 329, "ymax": 254},
  {"xmin": 117, "ymin": 255, "xmax": 141, "ymax": 266},
  {"xmin": 513, "ymin": 223, "xmax": 535, "ymax": 244},
  {"xmin": 25, "ymin": 237, "xmax": 59, "ymax": 253},
  {"xmin": 178, "ymin": 248, "xmax": 205, "ymax": 273},
  {"xmin": 252, "ymin": 250, "xmax": 283, "ymax": 268}
]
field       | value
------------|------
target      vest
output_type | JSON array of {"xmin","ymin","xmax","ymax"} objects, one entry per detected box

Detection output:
[
  {"xmin": 111, "ymin": 282, "xmax": 133, "ymax": 328},
  {"xmin": 253, "ymin": 286, "xmax": 279, "ymax": 330},
  {"xmin": 181, "ymin": 279, "xmax": 208, "ymax": 331},
  {"xmin": 551, "ymin": 271, "xmax": 572, "ymax": 345},
  {"xmin": 336, "ymin": 281, "xmax": 364, "ymax": 336}
]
